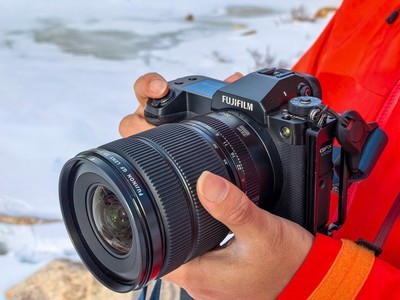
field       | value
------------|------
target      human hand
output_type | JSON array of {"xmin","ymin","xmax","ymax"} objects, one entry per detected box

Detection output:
[{"xmin": 163, "ymin": 171, "xmax": 314, "ymax": 300}]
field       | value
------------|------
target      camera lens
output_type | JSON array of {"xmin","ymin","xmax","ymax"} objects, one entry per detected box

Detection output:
[
  {"xmin": 90, "ymin": 185, "xmax": 132, "ymax": 256},
  {"xmin": 59, "ymin": 112, "xmax": 281, "ymax": 292}
]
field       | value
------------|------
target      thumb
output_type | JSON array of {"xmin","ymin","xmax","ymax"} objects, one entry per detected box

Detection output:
[{"xmin": 196, "ymin": 171, "xmax": 270, "ymax": 242}]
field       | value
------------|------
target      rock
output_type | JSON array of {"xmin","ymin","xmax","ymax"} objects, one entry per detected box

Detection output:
[
  {"xmin": 5, "ymin": 259, "xmax": 140, "ymax": 300},
  {"xmin": 5, "ymin": 259, "xmax": 183, "ymax": 299},
  {"xmin": 185, "ymin": 14, "xmax": 194, "ymax": 22},
  {"xmin": 314, "ymin": 7, "xmax": 337, "ymax": 19},
  {"xmin": 241, "ymin": 29, "xmax": 257, "ymax": 36},
  {"xmin": 0, "ymin": 215, "xmax": 61, "ymax": 225}
]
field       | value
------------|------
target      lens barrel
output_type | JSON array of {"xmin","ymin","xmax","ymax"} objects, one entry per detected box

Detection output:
[{"xmin": 59, "ymin": 112, "xmax": 281, "ymax": 292}]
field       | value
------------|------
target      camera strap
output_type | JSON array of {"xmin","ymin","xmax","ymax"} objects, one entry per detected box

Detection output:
[
  {"xmin": 138, "ymin": 280, "xmax": 161, "ymax": 300},
  {"xmin": 356, "ymin": 192, "xmax": 400, "ymax": 256},
  {"xmin": 374, "ymin": 192, "xmax": 400, "ymax": 248},
  {"xmin": 138, "ymin": 280, "xmax": 194, "ymax": 300}
]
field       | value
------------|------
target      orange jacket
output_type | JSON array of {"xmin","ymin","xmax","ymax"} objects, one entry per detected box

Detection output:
[{"xmin": 281, "ymin": 0, "xmax": 400, "ymax": 298}]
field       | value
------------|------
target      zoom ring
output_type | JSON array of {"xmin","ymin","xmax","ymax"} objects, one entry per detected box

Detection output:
[
  {"xmin": 136, "ymin": 124, "xmax": 231, "ymax": 265},
  {"xmin": 191, "ymin": 114, "xmax": 260, "ymax": 204}
]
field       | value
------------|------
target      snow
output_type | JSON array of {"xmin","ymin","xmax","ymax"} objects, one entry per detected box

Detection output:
[{"xmin": 0, "ymin": 0, "xmax": 340, "ymax": 297}]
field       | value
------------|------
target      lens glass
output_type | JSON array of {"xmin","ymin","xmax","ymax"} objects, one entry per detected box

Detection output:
[{"xmin": 91, "ymin": 185, "xmax": 132, "ymax": 256}]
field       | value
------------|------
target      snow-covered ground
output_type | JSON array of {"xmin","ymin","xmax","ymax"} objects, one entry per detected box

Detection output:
[{"xmin": 0, "ymin": 0, "xmax": 340, "ymax": 297}]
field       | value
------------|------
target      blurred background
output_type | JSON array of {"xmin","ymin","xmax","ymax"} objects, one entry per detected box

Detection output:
[{"xmin": 0, "ymin": 0, "xmax": 339, "ymax": 298}]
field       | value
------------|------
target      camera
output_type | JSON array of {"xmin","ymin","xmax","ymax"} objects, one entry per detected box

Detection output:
[{"xmin": 59, "ymin": 68, "xmax": 387, "ymax": 292}]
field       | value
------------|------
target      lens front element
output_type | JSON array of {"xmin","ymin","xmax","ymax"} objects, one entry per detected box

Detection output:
[{"xmin": 91, "ymin": 185, "xmax": 133, "ymax": 256}]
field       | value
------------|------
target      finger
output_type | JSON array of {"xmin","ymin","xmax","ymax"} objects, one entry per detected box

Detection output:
[
  {"xmin": 224, "ymin": 72, "xmax": 244, "ymax": 83},
  {"xmin": 196, "ymin": 171, "xmax": 270, "ymax": 242},
  {"xmin": 133, "ymin": 72, "xmax": 169, "ymax": 107},
  {"xmin": 119, "ymin": 107, "xmax": 155, "ymax": 137}
]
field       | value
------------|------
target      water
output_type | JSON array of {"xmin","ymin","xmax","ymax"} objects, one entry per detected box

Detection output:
[{"xmin": 25, "ymin": 5, "xmax": 279, "ymax": 61}]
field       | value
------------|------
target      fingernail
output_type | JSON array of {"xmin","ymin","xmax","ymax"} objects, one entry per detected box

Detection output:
[
  {"xmin": 149, "ymin": 79, "xmax": 168, "ymax": 95},
  {"xmin": 199, "ymin": 171, "xmax": 228, "ymax": 203}
]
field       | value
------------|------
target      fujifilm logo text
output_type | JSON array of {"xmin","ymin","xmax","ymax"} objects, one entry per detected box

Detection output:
[{"xmin": 222, "ymin": 95, "xmax": 253, "ymax": 111}]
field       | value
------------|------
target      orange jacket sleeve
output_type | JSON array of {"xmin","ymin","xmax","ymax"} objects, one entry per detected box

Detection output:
[{"xmin": 279, "ymin": 235, "xmax": 400, "ymax": 299}]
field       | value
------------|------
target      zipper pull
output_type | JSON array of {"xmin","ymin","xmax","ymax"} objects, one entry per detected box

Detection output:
[{"xmin": 387, "ymin": 9, "xmax": 400, "ymax": 24}]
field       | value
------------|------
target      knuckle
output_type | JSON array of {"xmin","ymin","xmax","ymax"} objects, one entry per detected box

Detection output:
[
  {"xmin": 133, "ymin": 77, "xmax": 143, "ymax": 94},
  {"xmin": 264, "ymin": 215, "xmax": 290, "ymax": 252},
  {"xmin": 147, "ymin": 72, "xmax": 160, "ymax": 78},
  {"xmin": 133, "ymin": 73, "xmax": 152, "ymax": 90},
  {"xmin": 225, "ymin": 193, "xmax": 253, "ymax": 225},
  {"xmin": 134, "ymin": 74, "xmax": 146, "ymax": 86},
  {"xmin": 119, "ymin": 115, "xmax": 133, "ymax": 137}
]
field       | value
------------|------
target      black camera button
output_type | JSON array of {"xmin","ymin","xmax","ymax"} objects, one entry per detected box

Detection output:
[
  {"xmin": 258, "ymin": 68, "xmax": 276, "ymax": 76},
  {"xmin": 174, "ymin": 81, "xmax": 184, "ymax": 85},
  {"xmin": 151, "ymin": 99, "xmax": 161, "ymax": 108},
  {"xmin": 149, "ymin": 90, "xmax": 175, "ymax": 108},
  {"xmin": 160, "ymin": 89, "xmax": 175, "ymax": 106},
  {"xmin": 298, "ymin": 83, "xmax": 312, "ymax": 96},
  {"xmin": 188, "ymin": 77, "xmax": 198, "ymax": 81}
]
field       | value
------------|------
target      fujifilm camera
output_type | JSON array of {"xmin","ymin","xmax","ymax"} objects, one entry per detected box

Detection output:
[{"xmin": 59, "ymin": 68, "xmax": 387, "ymax": 292}]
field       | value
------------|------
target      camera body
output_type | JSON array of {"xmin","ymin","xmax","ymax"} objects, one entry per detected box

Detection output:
[{"xmin": 145, "ymin": 68, "xmax": 335, "ymax": 234}]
